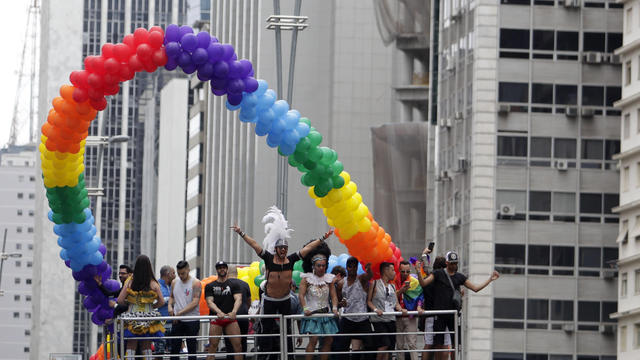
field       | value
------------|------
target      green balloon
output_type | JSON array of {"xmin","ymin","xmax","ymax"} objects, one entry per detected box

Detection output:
[
  {"xmin": 319, "ymin": 147, "xmax": 334, "ymax": 166},
  {"xmin": 330, "ymin": 161, "xmax": 344, "ymax": 176},
  {"xmin": 294, "ymin": 149, "xmax": 307, "ymax": 163},
  {"xmin": 332, "ymin": 175, "xmax": 345, "ymax": 189},
  {"xmin": 303, "ymin": 160, "xmax": 317, "ymax": 171},
  {"xmin": 301, "ymin": 173, "xmax": 315, "ymax": 187},
  {"xmin": 308, "ymin": 147, "xmax": 322, "ymax": 162},
  {"xmin": 259, "ymin": 260, "xmax": 265, "ymax": 275},
  {"xmin": 254, "ymin": 274, "xmax": 265, "ymax": 287},
  {"xmin": 292, "ymin": 271, "xmax": 302, "ymax": 287},
  {"xmin": 294, "ymin": 260, "xmax": 303, "ymax": 272},
  {"xmin": 288, "ymin": 156, "xmax": 300, "ymax": 167},
  {"xmin": 314, "ymin": 180, "xmax": 332, "ymax": 197},
  {"xmin": 300, "ymin": 117, "xmax": 311, "ymax": 126},
  {"xmin": 307, "ymin": 131, "xmax": 323, "ymax": 147},
  {"xmin": 296, "ymin": 137, "xmax": 311, "ymax": 152}
]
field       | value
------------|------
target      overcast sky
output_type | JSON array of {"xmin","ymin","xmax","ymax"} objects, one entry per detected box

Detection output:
[{"xmin": 0, "ymin": 0, "xmax": 34, "ymax": 147}]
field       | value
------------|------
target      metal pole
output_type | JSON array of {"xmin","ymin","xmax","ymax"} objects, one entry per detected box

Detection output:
[
  {"xmin": 0, "ymin": 229, "xmax": 7, "ymax": 294},
  {"xmin": 273, "ymin": 0, "xmax": 288, "ymax": 216},
  {"xmin": 29, "ymin": 0, "xmax": 39, "ymax": 143}
]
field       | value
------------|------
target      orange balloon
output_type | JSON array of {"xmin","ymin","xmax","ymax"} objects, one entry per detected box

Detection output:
[
  {"xmin": 199, "ymin": 275, "xmax": 218, "ymax": 315},
  {"xmin": 59, "ymin": 84, "xmax": 76, "ymax": 102}
]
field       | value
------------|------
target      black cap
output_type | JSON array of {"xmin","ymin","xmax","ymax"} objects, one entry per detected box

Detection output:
[{"xmin": 215, "ymin": 261, "xmax": 228, "ymax": 269}]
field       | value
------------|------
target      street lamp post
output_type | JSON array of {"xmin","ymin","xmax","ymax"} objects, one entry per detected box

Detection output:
[{"xmin": 0, "ymin": 228, "xmax": 23, "ymax": 297}]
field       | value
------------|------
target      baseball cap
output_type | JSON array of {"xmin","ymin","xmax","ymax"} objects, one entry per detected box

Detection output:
[
  {"xmin": 274, "ymin": 238, "xmax": 289, "ymax": 248},
  {"xmin": 215, "ymin": 261, "xmax": 228, "ymax": 269},
  {"xmin": 445, "ymin": 251, "xmax": 459, "ymax": 263}
]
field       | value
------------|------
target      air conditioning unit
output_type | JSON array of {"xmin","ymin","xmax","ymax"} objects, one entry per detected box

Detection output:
[
  {"xmin": 599, "ymin": 324, "xmax": 615, "ymax": 335},
  {"xmin": 583, "ymin": 52, "xmax": 603, "ymax": 64},
  {"xmin": 454, "ymin": 111, "xmax": 464, "ymax": 120},
  {"xmin": 564, "ymin": 0, "xmax": 580, "ymax": 8},
  {"xmin": 562, "ymin": 323, "xmax": 575, "ymax": 332},
  {"xmin": 499, "ymin": 204, "xmax": 516, "ymax": 217},
  {"xmin": 608, "ymin": 54, "xmax": 621, "ymax": 64},
  {"xmin": 555, "ymin": 159, "xmax": 569, "ymax": 171},
  {"xmin": 450, "ymin": 9, "xmax": 462, "ymax": 21},
  {"xmin": 565, "ymin": 107, "xmax": 578, "ymax": 117},
  {"xmin": 446, "ymin": 216, "xmax": 461, "ymax": 229},
  {"xmin": 603, "ymin": 269, "xmax": 617, "ymax": 280},
  {"xmin": 441, "ymin": 117, "xmax": 453, "ymax": 128},
  {"xmin": 457, "ymin": 157, "xmax": 468, "ymax": 172},
  {"xmin": 438, "ymin": 170, "xmax": 450, "ymax": 181},
  {"xmin": 498, "ymin": 104, "xmax": 511, "ymax": 116},
  {"xmin": 581, "ymin": 107, "xmax": 595, "ymax": 118}
]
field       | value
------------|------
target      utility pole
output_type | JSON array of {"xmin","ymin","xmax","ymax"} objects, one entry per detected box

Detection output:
[{"xmin": 267, "ymin": 0, "xmax": 308, "ymax": 217}]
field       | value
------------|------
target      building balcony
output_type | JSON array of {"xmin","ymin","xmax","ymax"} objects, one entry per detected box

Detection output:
[{"xmin": 393, "ymin": 85, "xmax": 429, "ymax": 113}]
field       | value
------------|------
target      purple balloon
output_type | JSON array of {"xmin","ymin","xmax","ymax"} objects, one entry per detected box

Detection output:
[
  {"xmin": 97, "ymin": 306, "xmax": 113, "ymax": 320},
  {"xmin": 239, "ymin": 59, "xmax": 253, "ymax": 78},
  {"xmin": 78, "ymin": 281, "xmax": 91, "ymax": 295},
  {"xmin": 165, "ymin": 24, "xmax": 180, "ymax": 42},
  {"xmin": 104, "ymin": 279, "xmax": 120, "ymax": 293},
  {"xmin": 211, "ymin": 77, "xmax": 228, "ymax": 90},
  {"xmin": 192, "ymin": 48, "xmax": 208, "ymax": 65},
  {"xmin": 221, "ymin": 44, "xmax": 235, "ymax": 61},
  {"xmin": 211, "ymin": 36, "xmax": 219, "ymax": 43},
  {"xmin": 180, "ymin": 33, "xmax": 198, "ymax": 53},
  {"xmin": 98, "ymin": 244, "xmax": 106, "ymax": 256},
  {"xmin": 165, "ymin": 42, "xmax": 181, "ymax": 58},
  {"xmin": 227, "ymin": 93, "xmax": 243, "ymax": 106},
  {"xmin": 165, "ymin": 57, "xmax": 178, "ymax": 71},
  {"xmin": 227, "ymin": 79, "xmax": 245, "ymax": 95},
  {"xmin": 196, "ymin": 31, "xmax": 211, "ymax": 48},
  {"xmin": 178, "ymin": 25, "xmax": 194, "ymax": 38},
  {"xmin": 83, "ymin": 296, "xmax": 99, "ymax": 311},
  {"xmin": 91, "ymin": 312, "xmax": 104, "ymax": 325},
  {"xmin": 244, "ymin": 77, "xmax": 259, "ymax": 93},
  {"xmin": 213, "ymin": 61, "xmax": 229, "ymax": 78},
  {"xmin": 177, "ymin": 52, "xmax": 192, "ymax": 68},
  {"xmin": 64, "ymin": 260, "xmax": 71, "ymax": 268},
  {"xmin": 182, "ymin": 63, "xmax": 197, "ymax": 74},
  {"xmin": 207, "ymin": 43, "xmax": 224, "ymax": 62},
  {"xmin": 97, "ymin": 260, "xmax": 108, "ymax": 272},
  {"xmin": 198, "ymin": 62, "xmax": 214, "ymax": 79},
  {"xmin": 212, "ymin": 88, "xmax": 227, "ymax": 96},
  {"xmin": 228, "ymin": 61, "xmax": 243, "ymax": 79}
]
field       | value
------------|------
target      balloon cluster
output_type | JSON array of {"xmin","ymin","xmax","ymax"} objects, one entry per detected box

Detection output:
[
  {"xmin": 237, "ymin": 261, "xmax": 262, "ymax": 302},
  {"xmin": 327, "ymin": 253, "xmax": 366, "ymax": 275},
  {"xmin": 163, "ymin": 24, "xmax": 258, "ymax": 105}
]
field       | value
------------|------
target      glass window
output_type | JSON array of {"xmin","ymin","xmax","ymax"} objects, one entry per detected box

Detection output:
[
  {"xmin": 185, "ymin": 206, "xmax": 200, "ymax": 231},
  {"xmin": 494, "ymin": 353, "xmax": 524, "ymax": 360},
  {"xmin": 554, "ymin": 138, "xmax": 576, "ymax": 159},
  {"xmin": 185, "ymin": 237, "xmax": 199, "ymax": 260},
  {"xmin": 527, "ymin": 299, "xmax": 549, "ymax": 320},
  {"xmin": 495, "ymin": 244, "xmax": 526, "ymax": 265},
  {"xmin": 579, "ymin": 247, "xmax": 601, "ymax": 268},
  {"xmin": 607, "ymin": 33, "xmax": 623, "ymax": 53},
  {"xmin": 533, "ymin": 30, "xmax": 554, "ymax": 50},
  {"xmin": 186, "ymin": 176, "xmax": 200, "ymax": 200},
  {"xmin": 605, "ymin": 140, "xmax": 620, "ymax": 160},
  {"xmin": 526, "ymin": 355, "xmax": 547, "ymax": 360},
  {"xmin": 583, "ymin": 32, "xmax": 606, "ymax": 52},
  {"xmin": 581, "ymin": 139, "xmax": 603, "ymax": 160},
  {"xmin": 621, "ymin": 326, "xmax": 628, "ymax": 351},
  {"xmin": 499, "ymin": 82, "xmax": 529, "ymax": 103},
  {"xmin": 530, "ymin": 191, "xmax": 551, "ymax": 212},
  {"xmin": 553, "ymin": 192, "xmax": 575, "ymax": 213},
  {"xmin": 555, "ymin": 85, "xmax": 578, "ymax": 105},
  {"xmin": 189, "ymin": 113, "xmax": 202, "ymax": 137},
  {"xmin": 498, "ymin": 136, "xmax": 528, "ymax": 157},
  {"xmin": 582, "ymin": 86, "xmax": 604, "ymax": 106},
  {"xmin": 496, "ymin": 190, "xmax": 527, "ymax": 212},
  {"xmin": 622, "ymin": 272, "xmax": 628, "ymax": 296},
  {"xmin": 529, "ymin": 245, "xmax": 550, "ymax": 266},
  {"xmin": 580, "ymin": 193, "xmax": 602, "ymax": 214},
  {"xmin": 188, "ymin": 144, "xmax": 201, "ymax": 170},
  {"xmin": 531, "ymin": 137, "xmax": 551, "ymax": 157},
  {"xmin": 550, "ymin": 300, "xmax": 573, "ymax": 321},
  {"xmin": 494, "ymin": 298, "xmax": 525, "ymax": 319},
  {"xmin": 603, "ymin": 247, "xmax": 618, "ymax": 267},
  {"xmin": 606, "ymin": 86, "xmax": 621, "ymax": 107},
  {"xmin": 604, "ymin": 193, "xmax": 619, "ymax": 214},
  {"xmin": 601, "ymin": 301, "xmax": 616, "ymax": 322},
  {"xmin": 578, "ymin": 301, "xmax": 600, "ymax": 322},
  {"xmin": 532, "ymin": 84, "xmax": 553, "ymax": 104},
  {"xmin": 556, "ymin": 31, "xmax": 579, "ymax": 51},
  {"xmin": 500, "ymin": 29, "xmax": 530, "ymax": 49},
  {"xmin": 552, "ymin": 246, "xmax": 574, "ymax": 267}
]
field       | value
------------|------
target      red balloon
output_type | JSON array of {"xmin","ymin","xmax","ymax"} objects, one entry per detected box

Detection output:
[
  {"xmin": 87, "ymin": 73, "xmax": 103, "ymax": 90},
  {"xmin": 113, "ymin": 43, "xmax": 132, "ymax": 62},
  {"xmin": 133, "ymin": 28, "xmax": 149, "ymax": 45},
  {"xmin": 119, "ymin": 64, "xmax": 135, "ymax": 81},
  {"xmin": 72, "ymin": 88, "xmax": 89, "ymax": 103},
  {"xmin": 101, "ymin": 43, "xmax": 115, "ymax": 58},
  {"xmin": 142, "ymin": 58, "xmax": 157, "ymax": 73},
  {"xmin": 69, "ymin": 70, "xmax": 88, "ymax": 88},
  {"xmin": 87, "ymin": 88, "xmax": 104, "ymax": 101},
  {"xmin": 103, "ymin": 73, "xmax": 120, "ymax": 86},
  {"xmin": 151, "ymin": 49, "xmax": 168, "ymax": 66},
  {"xmin": 148, "ymin": 31, "xmax": 164, "ymax": 49},
  {"xmin": 103, "ymin": 84, "xmax": 120, "ymax": 96},
  {"xmin": 123, "ymin": 34, "xmax": 135, "ymax": 49},
  {"xmin": 136, "ymin": 43, "xmax": 152, "ymax": 59},
  {"xmin": 149, "ymin": 26, "xmax": 164, "ymax": 36},
  {"xmin": 89, "ymin": 97, "xmax": 107, "ymax": 111},
  {"xmin": 129, "ymin": 55, "xmax": 144, "ymax": 72},
  {"xmin": 104, "ymin": 58, "xmax": 121, "ymax": 74}
]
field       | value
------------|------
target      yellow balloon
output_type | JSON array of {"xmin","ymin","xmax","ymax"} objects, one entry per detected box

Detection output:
[
  {"xmin": 357, "ymin": 217, "xmax": 372, "ymax": 232},
  {"xmin": 238, "ymin": 267, "xmax": 249, "ymax": 278},
  {"xmin": 340, "ymin": 171, "xmax": 351, "ymax": 185},
  {"xmin": 315, "ymin": 198, "xmax": 323, "ymax": 209},
  {"xmin": 308, "ymin": 186, "xmax": 318, "ymax": 199},
  {"xmin": 328, "ymin": 188, "xmax": 343, "ymax": 204}
]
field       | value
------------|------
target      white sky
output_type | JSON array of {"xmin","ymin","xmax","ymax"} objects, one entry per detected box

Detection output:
[{"xmin": 0, "ymin": 0, "xmax": 35, "ymax": 147}]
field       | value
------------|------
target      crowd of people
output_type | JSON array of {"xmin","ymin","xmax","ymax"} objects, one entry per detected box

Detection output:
[{"xmin": 109, "ymin": 226, "xmax": 500, "ymax": 360}]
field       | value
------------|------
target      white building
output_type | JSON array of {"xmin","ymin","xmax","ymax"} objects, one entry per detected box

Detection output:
[
  {"xmin": 613, "ymin": 0, "xmax": 640, "ymax": 358},
  {"xmin": 0, "ymin": 145, "xmax": 36, "ymax": 360}
]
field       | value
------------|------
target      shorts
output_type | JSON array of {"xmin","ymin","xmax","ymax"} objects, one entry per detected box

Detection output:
[
  {"xmin": 211, "ymin": 318, "xmax": 237, "ymax": 327},
  {"xmin": 371, "ymin": 321, "xmax": 396, "ymax": 349},
  {"xmin": 433, "ymin": 314, "xmax": 457, "ymax": 346},
  {"xmin": 340, "ymin": 318, "xmax": 372, "ymax": 341},
  {"xmin": 424, "ymin": 317, "xmax": 451, "ymax": 346}
]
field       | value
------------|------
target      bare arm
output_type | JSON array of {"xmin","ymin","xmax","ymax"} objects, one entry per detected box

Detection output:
[
  {"xmin": 168, "ymin": 280, "xmax": 175, "ymax": 315},
  {"xmin": 330, "ymin": 282, "xmax": 339, "ymax": 316},
  {"xmin": 464, "ymin": 271, "xmax": 500, "ymax": 293},
  {"xmin": 299, "ymin": 229, "xmax": 333, "ymax": 258},
  {"xmin": 231, "ymin": 225, "xmax": 263, "ymax": 256},
  {"xmin": 153, "ymin": 282, "xmax": 165, "ymax": 308},
  {"xmin": 358, "ymin": 263, "xmax": 373, "ymax": 289},
  {"xmin": 299, "ymin": 278, "xmax": 309, "ymax": 315},
  {"xmin": 116, "ymin": 281, "xmax": 129, "ymax": 306},
  {"xmin": 176, "ymin": 279, "xmax": 201, "ymax": 316},
  {"xmin": 414, "ymin": 263, "xmax": 435, "ymax": 287},
  {"xmin": 229, "ymin": 293, "xmax": 243, "ymax": 320},
  {"xmin": 367, "ymin": 280, "xmax": 382, "ymax": 316},
  {"xmin": 206, "ymin": 295, "xmax": 225, "ymax": 317}
]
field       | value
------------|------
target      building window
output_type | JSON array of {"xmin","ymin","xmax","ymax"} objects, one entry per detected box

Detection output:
[
  {"xmin": 28, "ymin": 244, "xmax": 33, "ymax": 250},
  {"xmin": 531, "ymin": 137, "xmax": 551, "ymax": 158},
  {"xmin": 23, "ymin": 347, "xmax": 29, "ymax": 353},
  {"xmin": 15, "ymin": 278, "xmax": 20, "ymax": 284},
  {"xmin": 627, "ymin": 7, "xmax": 633, "ymax": 33},
  {"xmin": 494, "ymin": 298, "xmax": 525, "ymax": 328},
  {"xmin": 186, "ymin": 176, "xmax": 201, "ymax": 200},
  {"xmin": 26, "ymin": 261, "xmax": 32, "ymax": 268},
  {"xmin": 17, "ymin": 209, "xmax": 23, "ymax": 216},
  {"xmin": 28, "ymin": 210, "xmax": 34, "ymax": 216},
  {"xmin": 28, "ymin": 193, "xmax": 34, "ymax": 199},
  {"xmin": 550, "ymin": 300, "xmax": 573, "ymax": 321},
  {"xmin": 635, "ymin": 269, "xmax": 640, "ymax": 294},
  {"xmin": 582, "ymin": 86, "xmax": 604, "ymax": 106},
  {"xmin": 26, "ymin": 279, "xmax": 31, "ymax": 285},
  {"xmin": 25, "ymin": 312, "xmax": 31, "ymax": 319},
  {"xmin": 552, "ymin": 246, "xmax": 574, "ymax": 275},
  {"xmin": 555, "ymin": 85, "xmax": 578, "ymax": 105},
  {"xmin": 498, "ymin": 136, "xmax": 528, "ymax": 157},
  {"xmin": 14, "ymin": 295, "xmax": 20, "ymax": 301},
  {"xmin": 185, "ymin": 237, "xmax": 199, "ymax": 260},
  {"xmin": 602, "ymin": 302, "xmax": 617, "ymax": 323},
  {"xmin": 625, "ymin": 113, "xmax": 631, "ymax": 139},
  {"xmin": 622, "ymin": 272, "xmax": 628, "ymax": 297},
  {"xmin": 15, "ymin": 260, "xmax": 21, "ymax": 267},
  {"xmin": 499, "ymin": 82, "xmax": 529, "ymax": 103},
  {"xmin": 621, "ymin": 325, "xmax": 628, "ymax": 351},
  {"xmin": 624, "ymin": 166, "xmax": 630, "ymax": 191},
  {"xmin": 16, "ymin": 227, "xmax": 22, "ymax": 233},
  {"xmin": 532, "ymin": 83, "xmax": 553, "ymax": 104},
  {"xmin": 626, "ymin": 61, "xmax": 632, "ymax": 86},
  {"xmin": 527, "ymin": 299, "xmax": 549, "ymax": 329},
  {"xmin": 493, "ymin": 354, "xmax": 523, "ymax": 360},
  {"xmin": 500, "ymin": 29, "xmax": 530, "ymax": 50},
  {"xmin": 496, "ymin": 190, "xmax": 527, "ymax": 220},
  {"xmin": 557, "ymin": 31, "xmax": 579, "ymax": 51},
  {"xmin": 188, "ymin": 144, "xmax": 201, "ymax": 170},
  {"xmin": 635, "ymin": 324, "xmax": 640, "ymax": 349},
  {"xmin": 25, "ymin": 295, "xmax": 31, "ymax": 301},
  {"xmin": 13, "ymin": 312, "xmax": 19, "ymax": 318},
  {"xmin": 24, "ymin": 329, "xmax": 30, "ymax": 336},
  {"xmin": 529, "ymin": 191, "xmax": 551, "ymax": 215},
  {"xmin": 578, "ymin": 301, "xmax": 600, "ymax": 330},
  {"xmin": 553, "ymin": 138, "xmax": 576, "ymax": 159},
  {"xmin": 185, "ymin": 207, "xmax": 200, "ymax": 231},
  {"xmin": 16, "ymin": 243, "xmax": 21, "ymax": 250},
  {"xmin": 29, "ymin": 176, "xmax": 35, "ymax": 182},
  {"xmin": 17, "ymin": 192, "xmax": 23, "ymax": 199}
]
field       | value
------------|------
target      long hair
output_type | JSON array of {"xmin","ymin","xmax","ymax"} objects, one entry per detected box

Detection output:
[
  {"xmin": 433, "ymin": 256, "xmax": 446, "ymax": 270},
  {"xmin": 302, "ymin": 240, "xmax": 331, "ymax": 273},
  {"xmin": 130, "ymin": 255, "xmax": 157, "ymax": 291}
]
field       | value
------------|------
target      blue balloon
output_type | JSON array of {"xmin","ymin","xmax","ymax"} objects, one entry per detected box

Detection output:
[
  {"xmin": 266, "ymin": 132, "xmax": 282, "ymax": 148},
  {"xmin": 257, "ymin": 109, "xmax": 276, "ymax": 126},
  {"xmin": 284, "ymin": 111, "xmax": 300, "ymax": 129},
  {"xmin": 257, "ymin": 90, "xmax": 276, "ymax": 111},
  {"xmin": 296, "ymin": 122, "xmax": 310, "ymax": 138},
  {"xmin": 255, "ymin": 121, "xmax": 271, "ymax": 136},
  {"xmin": 60, "ymin": 249, "xmax": 69, "ymax": 261},
  {"xmin": 357, "ymin": 263, "xmax": 365, "ymax": 275},
  {"xmin": 88, "ymin": 251, "xmax": 103, "ymax": 266},
  {"xmin": 271, "ymin": 117, "xmax": 287, "ymax": 135},
  {"xmin": 272, "ymin": 100, "xmax": 289, "ymax": 117},
  {"xmin": 239, "ymin": 111, "xmax": 257, "ymax": 123},
  {"xmin": 283, "ymin": 129, "xmax": 300, "ymax": 146},
  {"xmin": 279, "ymin": 142, "xmax": 296, "ymax": 156},
  {"xmin": 255, "ymin": 80, "xmax": 269, "ymax": 96},
  {"xmin": 241, "ymin": 93, "xmax": 259, "ymax": 108}
]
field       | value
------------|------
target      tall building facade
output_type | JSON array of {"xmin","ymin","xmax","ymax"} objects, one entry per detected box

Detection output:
[
  {"xmin": 0, "ymin": 145, "xmax": 36, "ymax": 360},
  {"xmin": 428, "ymin": 1, "xmax": 621, "ymax": 359},
  {"xmin": 613, "ymin": 0, "xmax": 640, "ymax": 358}
]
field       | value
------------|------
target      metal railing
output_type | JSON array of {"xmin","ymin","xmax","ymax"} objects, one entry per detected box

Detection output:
[{"xmin": 104, "ymin": 310, "xmax": 460, "ymax": 359}]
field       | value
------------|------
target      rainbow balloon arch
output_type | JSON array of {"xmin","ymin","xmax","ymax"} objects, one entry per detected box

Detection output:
[{"xmin": 41, "ymin": 24, "xmax": 404, "ymax": 325}]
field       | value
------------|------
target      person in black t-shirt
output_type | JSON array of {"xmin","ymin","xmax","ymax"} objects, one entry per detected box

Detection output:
[
  {"xmin": 417, "ymin": 256, "xmax": 446, "ymax": 360},
  {"xmin": 416, "ymin": 251, "xmax": 499, "ymax": 360},
  {"xmin": 205, "ymin": 261, "xmax": 243, "ymax": 360},
  {"xmin": 224, "ymin": 266, "xmax": 252, "ymax": 358}
]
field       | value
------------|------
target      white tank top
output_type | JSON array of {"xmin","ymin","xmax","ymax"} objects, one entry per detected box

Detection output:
[
  {"xmin": 342, "ymin": 277, "xmax": 368, "ymax": 322},
  {"xmin": 173, "ymin": 277, "xmax": 200, "ymax": 321}
]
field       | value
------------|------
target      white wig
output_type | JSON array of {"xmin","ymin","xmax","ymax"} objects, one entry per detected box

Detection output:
[{"xmin": 262, "ymin": 206, "xmax": 293, "ymax": 254}]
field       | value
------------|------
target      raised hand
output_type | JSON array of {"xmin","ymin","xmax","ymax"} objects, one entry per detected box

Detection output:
[
  {"xmin": 321, "ymin": 229, "xmax": 334, "ymax": 240},
  {"xmin": 491, "ymin": 270, "xmax": 500, "ymax": 281}
]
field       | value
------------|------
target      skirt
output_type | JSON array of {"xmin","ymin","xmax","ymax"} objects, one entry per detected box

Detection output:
[
  {"xmin": 120, "ymin": 309, "xmax": 165, "ymax": 338},
  {"xmin": 300, "ymin": 316, "xmax": 339, "ymax": 335}
]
